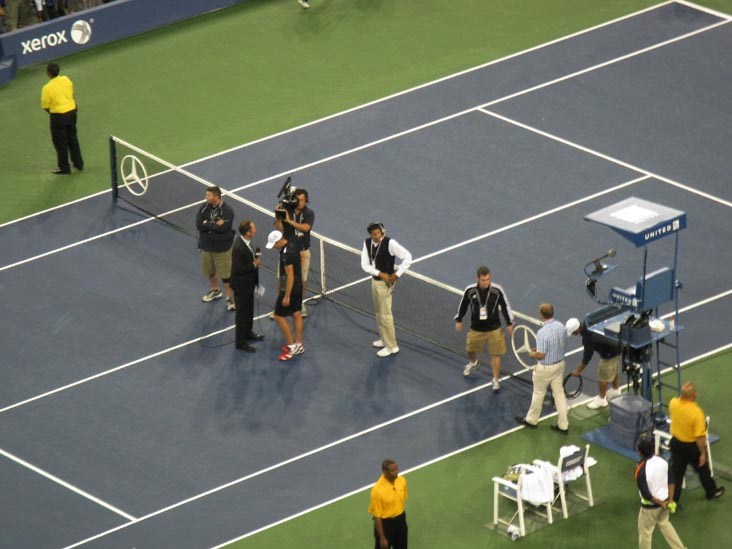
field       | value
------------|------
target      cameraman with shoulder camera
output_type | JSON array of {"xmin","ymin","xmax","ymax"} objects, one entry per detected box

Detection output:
[{"xmin": 280, "ymin": 188, "xmax": 314, "ymax": 317}]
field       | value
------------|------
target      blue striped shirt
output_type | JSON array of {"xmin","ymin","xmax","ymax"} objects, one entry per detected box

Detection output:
[{"xmin": 536, "ymin": 319, "xmax": 568, "ymax": 365}]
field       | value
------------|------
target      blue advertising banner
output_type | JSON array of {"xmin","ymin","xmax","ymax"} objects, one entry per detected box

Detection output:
[{"xmin": 0, "ymin": 0, "xmax": 250, "ymax": 85}]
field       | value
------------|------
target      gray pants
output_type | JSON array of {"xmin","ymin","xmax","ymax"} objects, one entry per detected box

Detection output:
[{"xmin": 4, "ymin": 0, "xmax": 37, "ymax": 32}]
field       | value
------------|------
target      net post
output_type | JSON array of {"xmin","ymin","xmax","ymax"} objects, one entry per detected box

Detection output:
[
  {"xmin": 109, "ymin": 135, "xmax": 118, "ymax": 203},
  {"xmin": 319, "ymin": 236, "xmax": 327, "ymax": 294}
]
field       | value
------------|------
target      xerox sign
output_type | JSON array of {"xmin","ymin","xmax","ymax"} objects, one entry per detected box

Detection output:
[{"xmin": 0, "ymin": 0, "xmax": 250, "ymax": 85}]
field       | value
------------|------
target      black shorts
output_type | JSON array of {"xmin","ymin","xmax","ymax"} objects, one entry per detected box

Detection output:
[{"xmin": 274, "ymin": 290, "xmax": 303, "ymax": 317}]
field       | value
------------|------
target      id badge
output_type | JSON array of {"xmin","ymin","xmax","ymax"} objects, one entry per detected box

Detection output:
[{"xmin": 479, "ymin": 305, "xmax": 487, "ymax": 320}]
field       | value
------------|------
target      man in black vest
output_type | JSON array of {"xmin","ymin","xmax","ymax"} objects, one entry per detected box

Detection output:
[
  {"xmin": 360, "ymin": 222, "xmax": 412, "ymax": 357},
  {"xmin": 230, "ymin": 220, "xmax": 265, "ymax": 352}
]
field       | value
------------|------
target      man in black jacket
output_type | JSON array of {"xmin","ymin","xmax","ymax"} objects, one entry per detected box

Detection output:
[
  {"xmin": 196, "ymin": 186, "xmax": 235, "ymax": 310},
  {"xmin": 231, "ymin": 221, "xmax": 265, "ymax": 352},
  {"xmin": 454, "ymin": 266, "xmax": 514, "ymax": 392}
]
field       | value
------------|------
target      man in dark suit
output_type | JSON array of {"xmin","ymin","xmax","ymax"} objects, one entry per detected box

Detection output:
[{"xmin": 231, "ymin": 220, "xmax": 265, "ymax": 351}]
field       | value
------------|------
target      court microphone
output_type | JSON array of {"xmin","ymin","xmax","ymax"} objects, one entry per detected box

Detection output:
[
  {"xmin": 589, "ymin": 249, "xmax": 616, "ymax": 274},
  {"xmin": 255, "ymin": 247, "xmax": 262, "ymax": 259}
]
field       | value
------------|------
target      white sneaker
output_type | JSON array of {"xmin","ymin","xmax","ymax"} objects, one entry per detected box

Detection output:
[
  {"xmin": 372, "ymin": 339, "xmax": 385, "ymax": 348},
  {"xmin": 587, "ymin": 396, "xmax": 609, "ymax": 409},
  {"xmin": 492, "ymin": 379, "xmax": 501, "ymax": 392},
  {"xmin": 463, "ymin": 362, "xmax": 479, "ymax": 377},
  {"xmin": 606, "ymin": 388, "xmax": 621, "ymax": 399},
  {"xmin": 226, "ymin": 298, "xmax": 236, "ymax": 311},
  {"xmin": 377, "ymin": 346, "xmax": 399, "ymax": 357},
  {"xmin": 298, "ymin": 0, "xmax": 310, "ymax": 8},
  {"xmin": 202, "ymin": 289, "xmax": 223, "ymax": 302}
]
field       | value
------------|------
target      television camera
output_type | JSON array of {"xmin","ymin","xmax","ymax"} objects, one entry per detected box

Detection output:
[{"xmin": 274, "ymin": 176, "xmax": 299, "ymax": 220}]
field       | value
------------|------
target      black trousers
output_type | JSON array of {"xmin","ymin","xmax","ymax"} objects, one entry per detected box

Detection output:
[
  {"xmin": 373, "ymin": 512, "xmax": 407, "ymax": 549},
  {"xmin": 50, "ymin": 110, "xmax": 83, "ymax": 171},
  {"xmin": 670, "ymin": 437, "xmax": 717, "ymax": 501},
  {"xmin": 233, "ymin": 284, "xmax": 255, "ymax": 347}
]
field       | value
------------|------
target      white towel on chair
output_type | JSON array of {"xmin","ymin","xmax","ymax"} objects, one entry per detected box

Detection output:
[{"xmin": 520, "ymin": 462, "xmax": 554, "ymax": 505}]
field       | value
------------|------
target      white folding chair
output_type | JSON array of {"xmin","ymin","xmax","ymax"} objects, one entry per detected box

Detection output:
[
  {"xmin": 654, "ymin": 416, "xmax": 714, "ymax": 482},
  {"xmin": 543, "ymin": 444, "xmax": 595, "ymax": 519},
  {"xmin": 492, "ymin": 464, "xmax": 554, "ymax": 538}
]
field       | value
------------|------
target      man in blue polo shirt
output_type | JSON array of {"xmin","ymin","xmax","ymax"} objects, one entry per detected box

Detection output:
[{"xmin": 516, "ymin": 303, "xmax": 569, "ymax": 434}]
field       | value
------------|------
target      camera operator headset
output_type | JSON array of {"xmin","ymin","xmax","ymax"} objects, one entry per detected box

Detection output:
[{"xmin": 281, "ymin": 188, "xmax": 315, "ymax": 316}]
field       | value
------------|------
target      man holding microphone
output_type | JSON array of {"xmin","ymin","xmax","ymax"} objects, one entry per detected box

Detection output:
[{"xmin": 231, "ymin": 220, "xmax": 265, "ymax": 352}]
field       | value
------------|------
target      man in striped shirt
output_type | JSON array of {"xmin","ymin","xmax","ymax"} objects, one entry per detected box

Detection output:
[
  {"xmin": 516, "ymin": 303, "xmax": 569, "ymax": 433},
  {"xmin": 454, "ymin": 266, "xmax": 514, "ymax": 391}
]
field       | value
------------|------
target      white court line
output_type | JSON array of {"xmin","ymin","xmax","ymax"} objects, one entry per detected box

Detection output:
[
  {"xmin": 210, "ymin": 339, "xmax": 732, "ymax": 549},
  {"xmin": 0, "ymin": 1, "xmax": 714, "ymax": 229},
  {"xmin": 413, "ymin": 175, "xmax": 650, "ymax": 265},
  {"xmin": 225, "ymin": 16, "xmax": 731, "ymax": 196},
  {"xmin": 2, "ymin": 3, "xmax": 727, "ymax": 538},
  {"xmin": 476, "ymin": 18, "xmax": 730, "ymax": 112},
  {"xmin": 0, "ymin": 175, "xmax": 646, "ymax": 416},
  {"xmin": 479, "ymin": 108, "xmax": 732, "ymax": 210},
  {"xmin": 61, "ymin": 378, "xmax": 500, "ymax": 549},
  {"xmin": 2, "ymin": 9, "xmax": 727, "ymax": 273},
  {"xmin": 0, "ymin": 448, "xmax": 136, "ymax": 522},
  {"xmin": 0, "ymin": 189, "xmax": 110, "ymax": 230},
  {"xmin": 55, "ymin": 289, "xmax": 732, "ymax": 547},
  {"xmin": 677, "ymin": 0, "xmax": 732, "ymax": 20},
  {"xmin": 176, "ymin": 1, "xmax": 683, "ymax": 170}
]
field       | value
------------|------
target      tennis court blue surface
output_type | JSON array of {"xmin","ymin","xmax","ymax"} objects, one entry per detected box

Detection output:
[{"xmin": 1, "ymin": 3, "xmax": 731, "ymax": 548}]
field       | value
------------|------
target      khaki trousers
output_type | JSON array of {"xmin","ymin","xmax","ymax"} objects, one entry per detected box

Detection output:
[
  {"xmin": 371, "ymin": 279, "xmax": 397, "ymax": 348},
  {"xmin": 638, "ymin": 507, "xmax": 685, "ymax": 549},
  {"xmin": 526, "ymin": 360, "xmax": 568, "ymax": 429}
]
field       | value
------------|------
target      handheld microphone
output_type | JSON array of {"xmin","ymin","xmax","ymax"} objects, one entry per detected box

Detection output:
[{"xmin": 255, "ymin": 247, "xmax": 262, "ymax": 259}]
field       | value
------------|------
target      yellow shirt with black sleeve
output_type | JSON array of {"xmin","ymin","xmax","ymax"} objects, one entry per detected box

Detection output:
[
  {"xmin": 41, "ymin": 76, "xmax": 77, "ymax": 114},
  {"xmin": 368, "ymin": 475, "xmax": 408, "ymax": 518},
  {"xmin": 669, "ymin": 397, "xmax": 706, "ymax": 442}
]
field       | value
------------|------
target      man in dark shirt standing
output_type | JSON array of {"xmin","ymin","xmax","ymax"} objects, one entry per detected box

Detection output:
[
  {"xmin": 566, "ymin": 317, "xmax": 622, "ymax": 409},
  {"xmin": 230, "ymin": 220, "xmax": 265, "ymax": 352},
  {"xmin": 195, "ymin": 186, "xmax": 235, "ymax": 310},
  {"xmin": 454, "ymin": 266, "xmax": 514, "ymax": 392},
  {"xmin": 281, "ymin": 188, "xmax": 314, "ymax": 317}
]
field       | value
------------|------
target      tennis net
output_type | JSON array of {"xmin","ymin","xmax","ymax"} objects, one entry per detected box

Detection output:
[{"xmin": 109, "ymin": 136, "xmax": 539, "ymax": 360}]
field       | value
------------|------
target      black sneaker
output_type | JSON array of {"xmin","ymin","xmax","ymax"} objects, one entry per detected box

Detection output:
[{"xmin": 709, "ymin": 487, "xmax": 725, "ymax": 500}]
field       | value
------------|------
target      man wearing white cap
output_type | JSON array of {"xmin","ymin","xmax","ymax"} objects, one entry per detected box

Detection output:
[
  {"xmin": 267, "ymin": 224, "xmax": 305, "ymax": 361},
  {"xmin": 566, "ymin": 317, "xmax": 622, "ymax": 409}
]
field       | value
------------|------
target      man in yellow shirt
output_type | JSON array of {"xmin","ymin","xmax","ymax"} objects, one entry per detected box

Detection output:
[
  {"xmin": 368, "ymin": 459, "xmax": 408, "ymax": 549},
  {"xmin": 669, "ymin": 382, "xmax": 724, "ymax": 505},
  {"xmin": 41, "ymin": 63, "xmax": 84, "ymax": 175}
]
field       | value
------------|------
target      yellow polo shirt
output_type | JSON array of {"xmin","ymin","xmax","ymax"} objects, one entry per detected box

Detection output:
[
  {"xmin": 368, "ymin": 474, "xmax": 407, "ymax": 519},
  {"xmin": 41, "ymin": 76, "xmax": 77, "ymax": 114},
  {"xmin": 669, "ymin": 397, "xmax": 706, "ymax": 442}
]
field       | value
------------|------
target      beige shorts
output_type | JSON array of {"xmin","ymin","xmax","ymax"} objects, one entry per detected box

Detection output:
[
  {"xmin": 598, "ymin": 355, "xmax": 621, "ymax": 383},
  {"xmin": 300, "ymin": 248, "xmax": 311, "ymax": 282},
  {"xmin": 200, "ymin": 249, "xmax": 232, "ymax": 279},
  {"xmin": 466, "ymin": 328, "xmax": 506, "ymax": 356}
]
